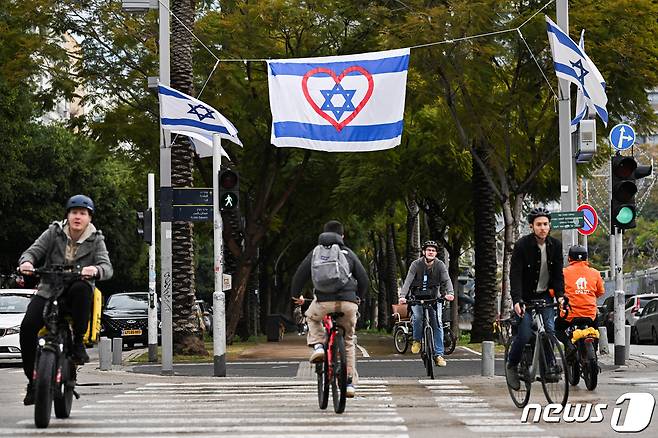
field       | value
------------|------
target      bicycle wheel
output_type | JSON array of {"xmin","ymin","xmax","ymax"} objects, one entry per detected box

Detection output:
[
  {"xmin": 393, "ymin": 326, "xmax": 408, "ymax": 354},
  {"xmin": 539, "ymin": 333, "xmax": 569, "ymax": 406},
  {"xmin": 54, "ymin": 358, "xmax": 75, "ymax": 418},
  {"xmin": 582, "ymin": 341, "xmax": 598, "ymax": 391},
  {"xmin": 443, "ymin": 326, "xmax": 456, "ymax": 355},
  {"xmin": 424, "ymin": 325, "xmax": 435, "ymax": 379},
  {"xmin": 568, "ymin": 354, "xmax": 580, "ymax": 387},
  {"xmin": 34, "ymin": 350, "xmax": 57, "ymax": 428},
  {"xmin": 330, "ymin": 333, "xmax": 347, "ymax": 414},
  {"xmin": 316, "ymin": 354, "xmax": 329, "ymax": 410},
  {"xmin": 504, "ymin": 342, "xmax": 531, "ymax": 408}
]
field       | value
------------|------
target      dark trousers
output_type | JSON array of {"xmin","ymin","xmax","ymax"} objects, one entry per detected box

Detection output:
[
  {"xmin": 555, "ymin": 317, "xmax": 598, "ymax": 353},
  {"xmin": 20, "ymin": 281, "xmax": 93, "ymax": 380},
  {"xmin": 507, "ymin": 306, "xmax": 556, "ymax": 367}
]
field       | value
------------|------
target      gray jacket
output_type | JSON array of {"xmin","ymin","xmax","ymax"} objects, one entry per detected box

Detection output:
[
  {"xmin": 399, "ymin": 257, "xmax": 454, "ymax": 300},
  {"xmin": 19, "ymin": 221, "xmax": 113, "ymax": 298}
]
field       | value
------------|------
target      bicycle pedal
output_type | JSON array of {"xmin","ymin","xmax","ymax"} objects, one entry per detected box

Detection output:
[{"xmin": 73, "ymin": 389, "xmax": 80, "ymax": 399}]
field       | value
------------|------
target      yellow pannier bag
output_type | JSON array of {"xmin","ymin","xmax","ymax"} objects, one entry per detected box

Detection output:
[
  {"xmin": 83, "ymin": 287, "xmax": 103, "ymax": 344},
  {"xmin": 571, "ymin": 326, "xmax": 599, "ymax": 343}
]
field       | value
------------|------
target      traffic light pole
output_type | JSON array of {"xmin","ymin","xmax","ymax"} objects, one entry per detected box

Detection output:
[
  {"xmin": 147, "ymin": 173, "xmax": 158, "ymax": 362},
  {"xmin": 212, "ymin": 134, "xmax": 227, "ymax": 377},
  {"xmin": 614, "ymin": 228, "xmax": 626, "ymax": 365},
  {"xmin": 557, "ymin": 0, "xmax": 578, "ymax": 255}
]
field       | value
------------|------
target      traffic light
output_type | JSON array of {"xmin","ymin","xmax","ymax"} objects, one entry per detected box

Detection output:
[
  {"xmin": 610, "ymin": 154, "xmax": 652, "ymax": 230},
  {"xmin": 219, "ymin": 169, "xmax": 239, "ymax": 210},
  {"xmin": 136, "ymin": 208, "xmax": 153, "ymax": 244}
]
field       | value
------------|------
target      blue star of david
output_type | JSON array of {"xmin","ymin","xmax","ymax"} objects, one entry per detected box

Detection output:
[
  {"xmin": 570, "ymin": 59, "xmax": 589, "ymax": 86},
  {"xmin": 320, "ymin": 83, "xmax": 356, "ymax": 121},
  {"xmin": 187, "ymin": 104, "xmax": 215, "ymax": 121}
]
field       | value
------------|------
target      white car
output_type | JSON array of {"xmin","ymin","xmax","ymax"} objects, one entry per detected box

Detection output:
[{"xmin": 0, "ymin": 289, "xmax": 35, "ymax": 360}]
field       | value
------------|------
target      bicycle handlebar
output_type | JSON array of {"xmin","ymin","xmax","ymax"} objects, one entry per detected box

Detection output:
[{"xmin": 406, "ymin": 296, "xmax": 445, "ymax": 306}]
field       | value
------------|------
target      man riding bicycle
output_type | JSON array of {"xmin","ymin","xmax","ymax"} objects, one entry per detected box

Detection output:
[
  {"xmin": 507, "ymin": 207, "xmax": 564, "ymax": 390},
  {"xmin": 18, "ymin": 195, "xmax": 113, "ymax": 405},
  {"xmin": 291, "ymin": 220, "xmax": 368, "ymax": 398},
  {"xmin": 555, "ymin": 245, "xmax": 604, "ymax": 358},
  {"xmin": 398, "ymin": 240, "xmax": 454, "ymax": 367}
]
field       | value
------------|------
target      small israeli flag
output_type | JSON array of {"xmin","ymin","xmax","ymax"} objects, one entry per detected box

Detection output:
[
  {"xmin": 158, "ymin": 84, "xmax": 242, "ymax": 157},
  {"xmin": 267, "ymin": 48, "xmax": 409, "ymax": 152},
  {"xmin": 545, "ymin": 16, "xmax": 608, "ymax": 126}
]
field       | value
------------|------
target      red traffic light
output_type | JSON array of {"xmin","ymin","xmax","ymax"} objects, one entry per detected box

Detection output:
[
  {"xmin": 220, "ymin": 170, "xmax": 238, "ymax": 189},
  {"xmin": 612, "ymin": 156, "xmax": 637, "ymax": 178}
]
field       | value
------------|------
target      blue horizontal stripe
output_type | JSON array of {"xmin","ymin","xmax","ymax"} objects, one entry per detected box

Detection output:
[
  {"xmin": 162, "ymin": 118, "xmax": 230, "ymax": 135},
  {"xmin": 547, "ymin": 21, "xmax": 585, "ymax": 58},
  {"xmin": 273, "ymin": 121, "xmax": 403, "ymax": 142},
  {"xmin": 594, "ymin": 104, "xmax": 608, "ymax": 124},
  {"xmin": 554, "ymin": 63, "xmax": 592, "ymax": 99},
  {"xmin": 269, "ymin": 55, "xmax": 409, "ymax": 77},
  {"xmin": 159, "ymin": 85, "xmax": 189, "ymax": 100}
]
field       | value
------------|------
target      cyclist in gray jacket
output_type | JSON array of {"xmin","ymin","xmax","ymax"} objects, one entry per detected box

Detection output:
[
  {"xmin": 18, "ymin": 195, "xmax": 113, "ymax": 405},
  {"xmin": 398, "ymin": 240, "xmax": 454, "ymax": 367}
]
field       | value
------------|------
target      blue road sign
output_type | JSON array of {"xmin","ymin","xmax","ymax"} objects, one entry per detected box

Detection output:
[{"xmin": 609, "ymin": 123, "xmax": 635, "ymax": 151}]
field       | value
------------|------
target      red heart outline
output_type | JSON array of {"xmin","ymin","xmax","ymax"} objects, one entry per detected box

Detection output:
[{"xmin": 301, "ymin": 66, "xmax": 374, "ymax": 132}]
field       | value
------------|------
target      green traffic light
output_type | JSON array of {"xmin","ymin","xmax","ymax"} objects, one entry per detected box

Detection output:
[{"xmin": 616, "ymin": 207, "xmax": 634, "ymax": 224}]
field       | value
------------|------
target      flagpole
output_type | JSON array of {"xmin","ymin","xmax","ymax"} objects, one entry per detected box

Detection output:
[
  {"xmin": 557, "ymin": 0, "xmax": 577, "ymax": 255},
  {"xmin": 212, "ymin": 133, "xmax": 227, "ymax": 377}
]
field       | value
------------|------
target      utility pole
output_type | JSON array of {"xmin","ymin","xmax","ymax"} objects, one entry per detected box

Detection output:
[
  {"xmin": 557, "ymin": 0, "xmax": 577, "ymax": 255},
  {"xmin": 147, "ymin": 173, "xmax": 158, "ymax": 362},
  {"xmin": 212, "ymin": 134, "xmax": 227, "ymax": 377}
]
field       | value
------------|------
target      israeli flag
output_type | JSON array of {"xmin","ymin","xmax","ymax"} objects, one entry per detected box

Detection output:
[
  {"xmin": 267, "ymin": 48, "xmax": 409, "ymax": 152},
  {"xmin": 570, "ymin": 30, "xmax": 607, "ymax": 131},
  {"xmin": 158, "ymin": 84, "xmax": 242, "ymax": 157},
  {"xmin": 545, "ymin": 16, "xmax": 608, "ymax": 126}
]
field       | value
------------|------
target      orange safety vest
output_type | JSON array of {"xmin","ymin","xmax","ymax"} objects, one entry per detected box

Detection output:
[{"xmin": 561, "ymin": 261, "xmax": 605, "ymax": 322}]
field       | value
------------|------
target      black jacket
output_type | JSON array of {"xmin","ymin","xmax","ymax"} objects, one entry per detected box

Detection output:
[
  {"xmin": 510, "ymin": 233, "xmax": 564, "ymax": 305},
  {"xmin": 290, "ymin": 232, "xmax": 368, "ymax": 303}
]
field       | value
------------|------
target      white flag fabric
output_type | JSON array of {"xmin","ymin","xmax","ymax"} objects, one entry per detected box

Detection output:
[
  {"xmin": 267, "ymin": 48, "xmax": 409, "ymax": 152},
  {"xmin": 158, "ymin": 84, "xmax": 242, "ymax": 157},
  {"xmin": 570, "ymin": 30, "xmax": 607, "ymax": 131},
  {"xmin": 545, "ymin": 16, "xmax": 608, "ymax": 126}
]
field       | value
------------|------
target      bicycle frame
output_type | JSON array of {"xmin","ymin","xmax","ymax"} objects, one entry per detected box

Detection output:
[
  {"xmin": 322, "ymin": 314, "xmax": 339, "ymax": 380},
  {"xmin": 520, "ymin": 308, "xmax": 547, "ymax": 382}
]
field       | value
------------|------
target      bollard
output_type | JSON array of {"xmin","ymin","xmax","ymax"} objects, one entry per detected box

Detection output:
[
  {"xmin": 598, "ymin": 326, "xmax": 609, "ymax": 355},
  {"xmin": 99, "ymin": 337, "xmax": 112, "ymax": 371},
  {"xmin": 625, "ymin": 325, "xmax": 631, "ymax": 361},
  {"xmin": 112, "ymin": 338, "xmax": 123, "ymax": 366},
  {"xmin": 481, "ymin": 341, "xmax": 495, "ymax": 377}
]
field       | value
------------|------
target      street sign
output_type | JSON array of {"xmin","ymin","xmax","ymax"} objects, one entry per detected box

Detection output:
[
  {"xmin": 220, "ymin": 192, "xmax": 238, "ymax": 210},
  {"xmin": 173, "ymin": 188, "xmax": 212, "ymax": 205},
  {"xmin": 173, "ymin": 205, "xmax": 212, "ymax": 221},
  {"xmin": 577, "ymin": 204, "xmax": 598, "ymax": 236},
  {"xmin": 550, "ymin": 211, "xmax": 584, "ymax": 230},
  {"xmin": 222, "ymin": 274, "xmax": 232, "ymax": 291},
  {"xmin": 609, "ymin": 123, "xmax": 635, "ymax": 151}
]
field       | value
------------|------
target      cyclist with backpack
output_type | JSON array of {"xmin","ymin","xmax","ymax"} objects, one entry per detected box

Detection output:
[
  {"xmin": 398, "ymin": 240, "xmax": 454, "ymax": 367},
  {"xmin": 291, "ymin": 220, "xmax": 368, "ymax": 397}
]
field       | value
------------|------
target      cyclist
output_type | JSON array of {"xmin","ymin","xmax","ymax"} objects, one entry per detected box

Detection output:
[
  {"xmin": 555, "ymin": 245, "xmax": 604, "ymax": 358},
  {"xmin": 291, "ymin": 220, "xmax": 368, "ymax": 398},
  {"xmin": 18, "ymin": 195, "xmax": 113, "ymax": 405},
  {"xmin": 398, "ymin": 240, "xmax": 454, "ymax": 367},
  {"xmin": 506, "ymin": 207, "xmax": 565, "ymax": 390}
]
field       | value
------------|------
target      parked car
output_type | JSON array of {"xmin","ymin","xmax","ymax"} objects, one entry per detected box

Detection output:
[
  {"xmin": 632, "ymin": 298, "xmax": 658, "ymax": 344},
  {"xmin": 0, "ymin": 289, "xmax": 36, "ymax": 360},
  {"xmin": 599, "ymin": 294, "xmax": 634, "ymax": 342},
  {"xmin": 101, "ymin": 292, "xmax": 159, "ymax": 348},
  {"xmin": 625, "ymin": 294, "xmax": 658, "ymax": 327}
]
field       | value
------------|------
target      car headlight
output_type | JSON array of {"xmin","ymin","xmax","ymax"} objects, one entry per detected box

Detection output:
[{"xmin": 4, "ymin": 325, "xmax": 20, "ymax": 336}]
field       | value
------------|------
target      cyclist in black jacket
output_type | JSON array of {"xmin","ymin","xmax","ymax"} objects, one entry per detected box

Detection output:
[{"xmin": 506, "ymin": 207, "xmax": 565, "ymax": 390}]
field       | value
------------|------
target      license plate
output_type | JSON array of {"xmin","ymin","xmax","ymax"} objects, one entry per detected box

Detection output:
[{"xmin": 121, "ymin": 329, "xmax": 142, "ymax": 336}]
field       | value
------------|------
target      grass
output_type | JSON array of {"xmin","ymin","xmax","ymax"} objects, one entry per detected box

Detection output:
[{"xmin": 456, "ymin": 331, "xmax": 506, "ymax": 354}]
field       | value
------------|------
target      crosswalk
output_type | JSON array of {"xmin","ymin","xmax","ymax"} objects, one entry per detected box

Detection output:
[{"xmin": 1, "ymin": 379, "xmax": 409, "ymax": 437}]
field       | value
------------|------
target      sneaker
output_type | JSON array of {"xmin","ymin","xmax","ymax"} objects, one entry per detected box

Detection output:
[
  {"xmin": 23, "ymin": 381, "xmax": 35, "ymax": 406},
  {"xmin": 434, "ymin": 356, "xmax": 447, "ymax": 367},
  {"xmin": 506, "ymin": 363, "xmax": 521, "ymax": 391},
  {"xmin": 309, "ymin": 344, "xmax": 325, "ymax": 363},
  {"xmin": 71, "ymin": 342, "xmax": 90, "ymax": 365},
  {"xmin": 411, "ymin": 341, "xmax": 421, "ymax": 354}
]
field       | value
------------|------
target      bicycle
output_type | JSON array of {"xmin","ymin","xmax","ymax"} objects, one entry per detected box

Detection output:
[
  {"xmin": 316, "ymin": 311, "xmax": 348, "ymax": 414},
  {"xmin": 565, "ymin": 318, "xmax": 600, "ymax": 391},
  {"xmin": 29, "ymin": 265, "xmax": 85, "ymax": 428},
  {"xmin": 504, "ymin": 300, "xmax": 569, "ymax": 408},
  {"xmin": 392, "ymin": 305, "xmax": 456, "ymax": 356},
  {"xmin": 407, "ymin": 296, "xmax": 447, "ymax": 379}
]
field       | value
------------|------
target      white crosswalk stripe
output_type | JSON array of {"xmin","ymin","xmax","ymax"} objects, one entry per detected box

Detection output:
[
  {"xmin": 420, "ymin": 378, "xmax": 560, "ymax": 437},
  {"xmin": 3, "ymin": 379, "xmax": 409, "ymax": 437}
]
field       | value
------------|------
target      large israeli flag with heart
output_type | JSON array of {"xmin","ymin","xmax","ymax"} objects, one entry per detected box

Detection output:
[{"xmin": 267, "ymin": 48, "xmax": 410, "ymax": 152}]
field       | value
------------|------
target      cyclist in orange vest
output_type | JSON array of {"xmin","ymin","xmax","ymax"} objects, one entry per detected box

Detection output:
[{"xmin": 555, "ymin": 245, "xmax": 605, "ymax": 358}]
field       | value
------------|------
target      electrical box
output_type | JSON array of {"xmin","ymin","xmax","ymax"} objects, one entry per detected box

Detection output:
[{"xmin": 576, "ymin": 119, "xmax": 597, "ymax": 163}]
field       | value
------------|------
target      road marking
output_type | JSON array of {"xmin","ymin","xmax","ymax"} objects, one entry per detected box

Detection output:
[
  {"xmin": 450, "ymin": 411, "xmax": 515, "ymax": 417},
  {"xmin": 467, "ymin": 425, "xmax": 545, "ymax": 433},
  {"xmin": 418, "ymin": 379, "xmax": 463, "ymax": 384},
  {"xmin": 295, "ymin": 361, "xmax": 314, "ymax": 378},
  {"xmin": 427, "ymin": 389, "xmax": 474, "ymax": 394},
  {"xmin": 356, "ymin": 343, "xmax": 370, "ymax": 358},
  {"xmin": 0, "ymin": 425, "xmax": 409, "ymax": 434},
  {"xmin": 17, "ymin": 417, "xmax": 406, "ymax": 426},
  {"xmin": 459, "ymin": 345, "xmax": 482, "ymax": 356},
  {"xmin": 439, "ymin": 402, "xmax": 492, "ymax": 408},
  {"xmin": 433, "ymin": 396, "xmax": 484, "ymax": 402}
]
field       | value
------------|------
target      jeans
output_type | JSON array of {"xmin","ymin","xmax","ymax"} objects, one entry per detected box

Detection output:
[
  {"xmin": 507, "ymin": 305, "xmax": 555, "ymax": 367},
  {"xmin": 411, "ymin": 303, "xmax": 444, "ymax": 356}
]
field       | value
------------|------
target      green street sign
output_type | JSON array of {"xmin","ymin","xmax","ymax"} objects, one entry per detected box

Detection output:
[{"xmin": 550, "ymin": 211, "xmax": 584, "ymax": 230}]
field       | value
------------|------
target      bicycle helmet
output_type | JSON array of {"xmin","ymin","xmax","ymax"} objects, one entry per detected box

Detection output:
[
  {"xmin": 526, "ymin": 206, "xmax": 551, "ymax": 224},
  {"xmin": 422, "ymin": 240, "xmax": 438, "ymax": 251},
  {"xmin": 568, "ymin": 245, "xmax": 588, "ymax": 261},
  {"xmin": 66, "ymin": 194, "xmax": 95, "ymax": 214}
]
